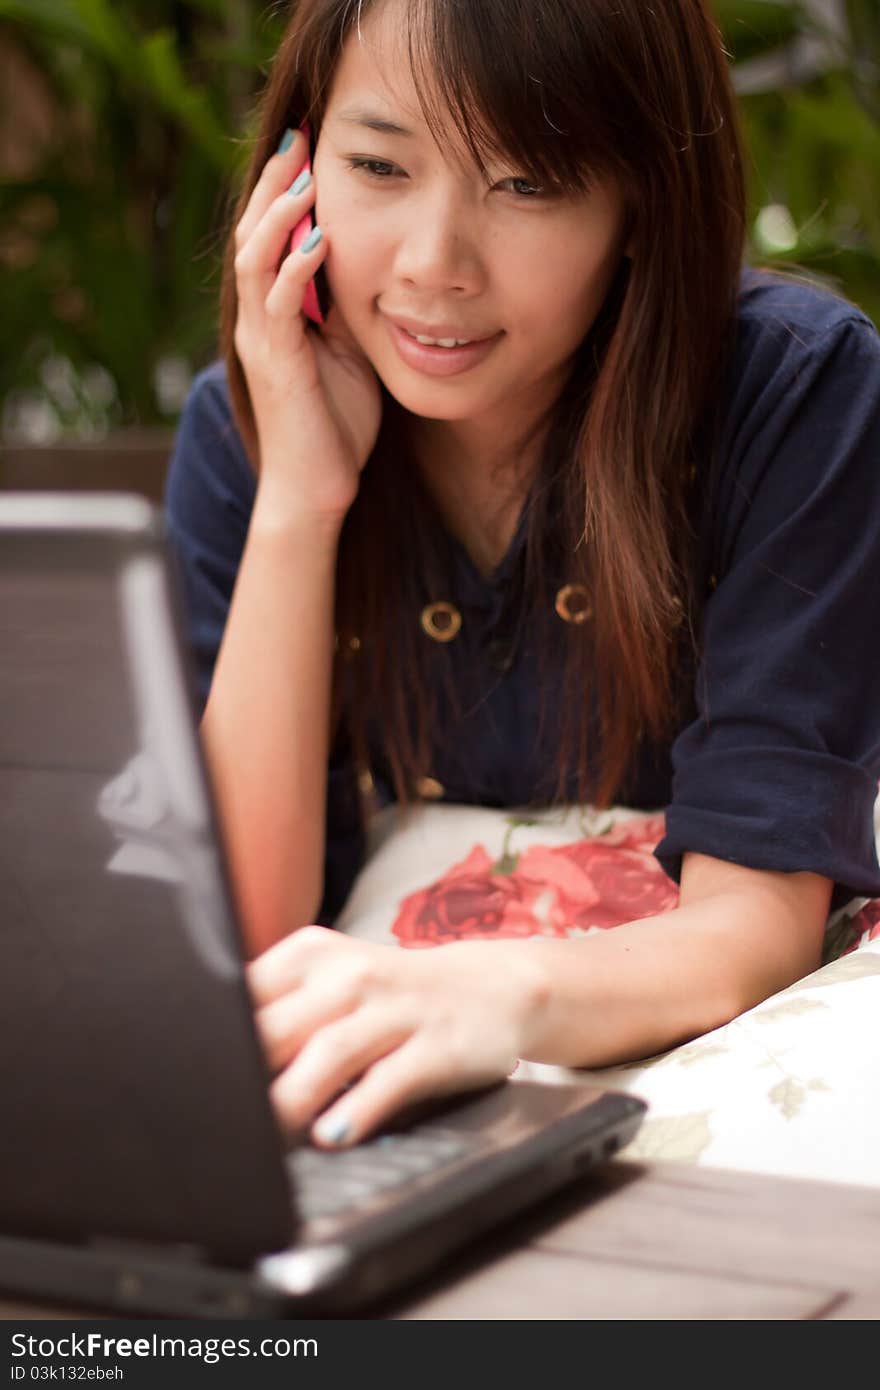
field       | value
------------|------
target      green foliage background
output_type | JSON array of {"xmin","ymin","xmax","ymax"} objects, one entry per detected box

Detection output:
[{"xmin": 0, "ymin": 0, "xmax": 877, "ymax": 439}]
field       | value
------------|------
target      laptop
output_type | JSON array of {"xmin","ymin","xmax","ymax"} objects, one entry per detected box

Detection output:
[{"xmin": 0, "ymin": 491, "xmax": 646, "ymax": 1318}]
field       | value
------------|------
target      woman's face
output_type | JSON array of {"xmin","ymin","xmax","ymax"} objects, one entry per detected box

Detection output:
[{"xmin": 312, "ymin": 0, "xmax": 629, "ymax": 436}]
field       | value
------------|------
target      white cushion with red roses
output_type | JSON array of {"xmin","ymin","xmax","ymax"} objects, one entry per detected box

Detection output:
[{"xmin": 335, "ymin": 799, "xmax": 880, "ymax": 1189}]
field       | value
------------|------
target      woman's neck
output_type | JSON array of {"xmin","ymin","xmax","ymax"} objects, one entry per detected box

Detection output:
[{"xmin": 406, "ymin": 414, "xmax": 545, "ymax": 578}]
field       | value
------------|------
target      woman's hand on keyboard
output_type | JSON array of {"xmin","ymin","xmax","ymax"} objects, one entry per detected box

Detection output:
[{"xmin": 246, "ymin": 927, "xmax": 547, "ymax": 1146}]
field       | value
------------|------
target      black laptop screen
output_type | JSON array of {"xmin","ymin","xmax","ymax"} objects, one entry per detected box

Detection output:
[{"xmin": 0, "ymin": 518, "xmax": 294, "ymax": 1259}]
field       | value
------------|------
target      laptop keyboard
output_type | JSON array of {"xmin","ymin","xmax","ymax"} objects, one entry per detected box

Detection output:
[{"xmin": 287, "ymin": 1127, "xmax": 478, "ymax": 1223}]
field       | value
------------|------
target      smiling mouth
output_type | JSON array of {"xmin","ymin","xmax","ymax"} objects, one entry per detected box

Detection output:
[
  {"xmin": 404, "ymin": 330, "xmax": 476, "ymax": 348},
  {"xmin": 385, "ymin": 319, "xmax": 503, "ymax": 376},
  {"xmin": 387, "ymin": 314, "xmax": 501, "ymax": 348}
]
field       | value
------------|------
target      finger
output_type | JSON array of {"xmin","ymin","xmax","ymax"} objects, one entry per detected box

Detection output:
[
  {"xmin": 234, "ymin": 127, "xmax": 309, "ymax": 250},
  {"xmin": 234, "ymin": 176, "xmax": 319, "ymax": 314},
  {"xmin": 263, "ymin": 218, "xmax": 327, "ymax": 327},
  {"xmin": 271, "ymin": 1008, "xmax": 414, "ymax": 1135},
  {"xmin": 256, "ymin": 969, "xmax": 365, "ymax": 1074},
  {"xmin": 246, "ymin": 924, "xmax": 337, "ymax": 1008},
  {"xmin": 309, "ymin": 1036, "xmax": 468, "ymax": 1149}
]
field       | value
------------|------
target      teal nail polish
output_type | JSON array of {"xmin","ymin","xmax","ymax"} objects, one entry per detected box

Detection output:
[
  {"xmin": 277, "ymin": 128, "xmax": 295, "ymax": 155},
  {"xmin": 299, "ymin": 225, "xmax": 322, "ymax": 254},
  {"xmin": 288, "ymin": 168, "xmax": 312, "ymax": 197},
  {"xmin": 315, "ymin": 1113, "xmax": 350, "ymax": 1146}
]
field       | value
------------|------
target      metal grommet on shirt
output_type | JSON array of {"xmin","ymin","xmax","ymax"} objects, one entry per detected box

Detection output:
[
  {"xmin": 554, "ymin": 583, "xmax": 592, "ymax": 624},
  {"xmin": 420, "ymin": 601, "xmax": 462, "ymax": 643},
  {"xmin": 334, "ymin": 632, "xmax": 361, "ymax": 657},
  {"xmin": 356, "ymin": 766, "xmax": 380, "ymax": 818},
  {"xmin": 416, "ymin": 776, "xmax": 445, "ymax": 799}
]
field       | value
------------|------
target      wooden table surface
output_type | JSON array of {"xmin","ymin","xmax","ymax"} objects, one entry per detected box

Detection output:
[{"xmin": 3, "ymin": 1161, "xmax": 880, "ymax": 1321}]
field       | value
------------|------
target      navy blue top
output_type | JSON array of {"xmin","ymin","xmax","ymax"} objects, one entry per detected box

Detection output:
[{"xmin": 164, "ymin": 268, "xmax": 880, "ymax": 922}]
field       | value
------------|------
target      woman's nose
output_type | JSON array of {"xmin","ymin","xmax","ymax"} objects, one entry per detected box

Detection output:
[{"xmin": 392, "ymin": 196, "xmax": 485, "ymax": 296}]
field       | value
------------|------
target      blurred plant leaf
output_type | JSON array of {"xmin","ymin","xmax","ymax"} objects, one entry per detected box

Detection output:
[
  {"xmin": 715, "ymin": 0, "xmax": 804, "ymax": 62},
  {"xmin": 137, "ymin": 28, "xmax": 229, "ymax": 162},
  {"xmin": 0, "ymin": 0, "xmax": 283, "ymax": 433}
]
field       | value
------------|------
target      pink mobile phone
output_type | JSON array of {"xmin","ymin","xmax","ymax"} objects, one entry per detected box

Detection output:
[{"xmin": 288, "ymin": 120, "xmax": 325, "ymax": 326}]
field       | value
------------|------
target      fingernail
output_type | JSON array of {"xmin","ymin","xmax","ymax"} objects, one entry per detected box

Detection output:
[
  {"xmin": 314, "ymin": 1113, "xmax": 350, "ymax": 1146},
  {"xmin": 299, "ymin": 225, "xmax": 322, "ymax": 254},
  {"xmin": 277, "ymin": 128, "xmax": 295, "ymax": 155},
  {"xmin": 288, "ymin": 168, "xmax": 312, "ymax": 197}
]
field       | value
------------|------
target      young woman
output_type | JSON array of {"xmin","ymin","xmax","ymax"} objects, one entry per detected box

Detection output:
[{"xmin": 165, "ymin": 0, "xmax": 880, "ymax": 1148}]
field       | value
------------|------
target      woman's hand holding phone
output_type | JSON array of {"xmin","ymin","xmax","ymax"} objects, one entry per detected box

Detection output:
[{"xmin": 233, "ymin": 126, "xmax": 382, "ymax": 527}]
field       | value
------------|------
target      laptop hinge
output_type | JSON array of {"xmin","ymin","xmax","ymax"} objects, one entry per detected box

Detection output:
[
  {"xmin": 87, "ymin": 1235, "xmax": 210, "ymax": 1266},
  {"xmin": 81, "ymin": 1234, "xmax": 270, "ymax": 1316}
]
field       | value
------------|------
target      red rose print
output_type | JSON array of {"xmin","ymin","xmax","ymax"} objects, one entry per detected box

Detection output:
[
  {"xmin": 391, "ymin": 844, "xmax": 548, "ymax": 947},
  {"xmin": 555, "ymin": 837, "xmax": 679, "ymax": 927},
  {"xmin": 585, "ymin": 813, "xmax": 668, "ymax": 851},
  {"xmin": 391, "ymin": 814, "xmax": 678, "ymax": 947},
  {"xmin": 842, "ymin": 898, "xmax": 880, "ymax": 955}
]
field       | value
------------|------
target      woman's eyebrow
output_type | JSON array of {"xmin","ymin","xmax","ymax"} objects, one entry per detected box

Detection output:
[{"xmin": 332, "ymin": 105, "xmax": 416, "ymax": 138}]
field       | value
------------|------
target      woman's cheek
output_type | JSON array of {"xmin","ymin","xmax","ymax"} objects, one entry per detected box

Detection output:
[{"xmin": 323, "ymin": 243, "xmax": 374, "ymax": 321}]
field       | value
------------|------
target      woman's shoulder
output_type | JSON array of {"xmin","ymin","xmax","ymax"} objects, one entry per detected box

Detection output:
[
  {"xmin": 165, "ymin": 357, "xmax": 255, "ymax": 521},
  {"xmin": 733, "ymin": 265, "xmax": 878, "ymax": 361},
  {"xmin": 700, "ymin": 268, "xmax": 880, "ymax": 548},
  {"xmin": 719, "ymin": 267, "xmax": 880, "ymax": 440},
  {"xmin": 173, "ymin": 357, "xmax": 251, "ymax": 470},
  {"xmin": 181, "ymin": 357, "xmax": 235, "ymax": 423}
]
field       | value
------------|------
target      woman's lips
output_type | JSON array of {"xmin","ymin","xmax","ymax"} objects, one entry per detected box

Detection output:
[{"xmin": 385, "ymin": 320, "xmax": 503, "ymax": 377}]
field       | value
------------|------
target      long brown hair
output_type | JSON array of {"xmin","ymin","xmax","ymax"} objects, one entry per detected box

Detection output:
[{"xmin": 219, "ymin": 0, "xmax": 747, "ymax": 819}]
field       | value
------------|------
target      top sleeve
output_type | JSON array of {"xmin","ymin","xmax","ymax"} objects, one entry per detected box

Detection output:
[
  {"xmin": 654, "ymin": 316, "xmax": 880, "ymax": 911},
  {"xmin": 163, "ymin": 362, "xmax": 366, "ymax": 926}
]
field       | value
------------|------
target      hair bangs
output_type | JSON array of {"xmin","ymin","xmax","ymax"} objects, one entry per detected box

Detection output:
[{"xmin": 392, "ymin": 0, "xmax": 610, "ymax": 197}]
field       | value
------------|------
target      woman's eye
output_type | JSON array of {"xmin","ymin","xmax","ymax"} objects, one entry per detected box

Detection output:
[
  {"xmin": 500, "ymin": 176, "xmax": 543, "ymax": 198},
  {"xmin": 345, "ymin": 157, "xmax": 543, "ymax": 199},
  {"xmin": 346, "ymin": 157, "xmax": 400, "ymax": 180}
]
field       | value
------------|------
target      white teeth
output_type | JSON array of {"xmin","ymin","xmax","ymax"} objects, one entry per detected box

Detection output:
[{"xmin": 409, "ymin": 331, "xmax": 473, "ymax": 347}]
